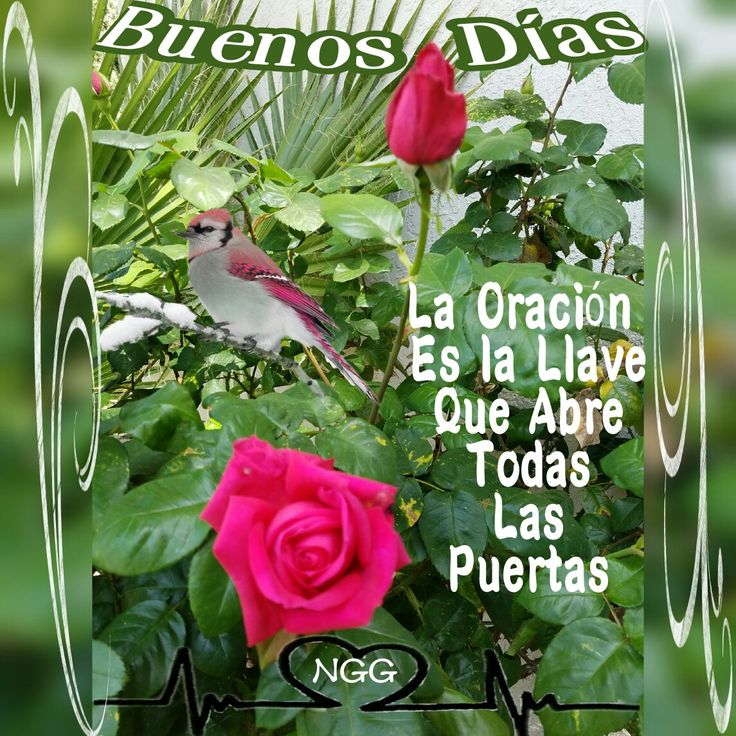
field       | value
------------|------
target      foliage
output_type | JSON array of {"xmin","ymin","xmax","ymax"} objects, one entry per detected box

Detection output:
[{"xmin": 93, "ymin": 13, "xmax": 644, "ymax": 730}]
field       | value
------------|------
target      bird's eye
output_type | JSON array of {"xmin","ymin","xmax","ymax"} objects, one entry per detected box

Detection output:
[{"xmin": 204, "ymin": 226, "xmax": 215, "ymax": 233}]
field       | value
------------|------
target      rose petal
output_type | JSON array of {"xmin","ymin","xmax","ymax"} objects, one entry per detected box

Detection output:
[
  {"xmin": 202, "ymin": 436, "xmax": 333, "ymax": 530},
  {"xmin": 280, "ymin": 509, "xmax": 409, "ymax": 635},
  {"xmin": 414, "ymin": 43, "xmax": 454, "ymax": 90},
  {"xmin": 251, "ymin": 522, "xmax": 362, "ymax": 610},
  {"xmin": 286, "ymin": 458, "xmax": 396, "ymax": 508},
  {"xmin": 212, "ymin": 496, "xmax": 281, "ymax": 646}
]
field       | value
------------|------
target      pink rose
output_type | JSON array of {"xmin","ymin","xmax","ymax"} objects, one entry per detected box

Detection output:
[
  {"xmin": 386, "ymin": 43, "xmax": 467, "ymax": 166},
  {"xmin": 202, "ymin": 437, "xmax": 411, "ymax": 646},
  {"xmin": 92, "ymin": 70, "xmax": 109, "ymax": 97}
]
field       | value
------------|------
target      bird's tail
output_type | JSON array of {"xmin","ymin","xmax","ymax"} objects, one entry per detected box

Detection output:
[{"xmin": 315, "ymin": 337, "xmax": 377, "ymax": 403}]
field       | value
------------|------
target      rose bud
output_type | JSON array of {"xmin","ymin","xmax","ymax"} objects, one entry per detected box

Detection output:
[
  {"xmin": 92, "ymin": 70, "xmax": 110, "ymax": 97},
  {"xmin": 385, "ymin": 43, "xmax": 467, "ymax": 190},
  {"xmin": 201, "ymin": 437, "xmax": 411, "ymax": 646}
]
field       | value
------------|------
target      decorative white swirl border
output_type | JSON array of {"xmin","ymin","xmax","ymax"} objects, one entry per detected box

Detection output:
[
  {"xmin": 2, "ymin": 2, "xmax": 102, "ymax": 734},
  {"xmin": 648, "ymin": 0, "xmax": 733, "ymax": 731}
]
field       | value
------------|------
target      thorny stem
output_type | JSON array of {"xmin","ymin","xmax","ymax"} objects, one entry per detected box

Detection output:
[
  {"xmin": 520, "ymin": 67, "xmax": 575, "ymax": 223},
  {"xmin": 601, "ymin": 237, "xmax": 614, "ymax": 273},
  {"xmin": 233, "ymin": 192, "xmax": 257, "ymax": 243},
  {"xmin": 603, "ymin": 593, "xmax": 623, "ymax": 628},
  {"xmin": 543, "ymin": 67, "xmax": 575, "ymax": 149},
  {"xmin": 369, "ymin": 180, "xmax": 432, "ymax": 423},
  {"xmin": 304, "ymin": 346, "xmax": 331, "ymax": 387}
]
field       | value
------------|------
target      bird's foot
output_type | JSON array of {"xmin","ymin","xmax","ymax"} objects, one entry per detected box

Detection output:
[{"xmin": 211, "ymin": 321, "xmax": 232, "ymax": 333}]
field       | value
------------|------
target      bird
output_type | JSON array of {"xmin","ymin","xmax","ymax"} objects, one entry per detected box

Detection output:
[{"xmin": 180, "ymin": 208, "xmax": 376, "ymax": 401}]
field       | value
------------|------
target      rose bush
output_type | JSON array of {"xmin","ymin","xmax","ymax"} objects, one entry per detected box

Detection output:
[{"xmin": 202, "ymin": 437, "xmax": 410, "ymax": 646}]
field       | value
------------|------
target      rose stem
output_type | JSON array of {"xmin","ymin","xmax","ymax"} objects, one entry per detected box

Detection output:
[{"xmin": 370, "ymin": 175, "xmax": 432, "ymax": 424}]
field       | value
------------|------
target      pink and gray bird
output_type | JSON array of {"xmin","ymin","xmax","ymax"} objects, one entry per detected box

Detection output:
[{"xmin": 181, "ymin": 209, "xmax": 375, "ymax": 400}]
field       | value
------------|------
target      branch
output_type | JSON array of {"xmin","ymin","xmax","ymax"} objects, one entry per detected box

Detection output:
[{"xmin": 96, "ymin": 291, "xmax": 323, "ymax": 395}]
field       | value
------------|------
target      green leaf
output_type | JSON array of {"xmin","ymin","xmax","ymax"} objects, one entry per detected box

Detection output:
[
  {"xmin": 101, "ymin": 600, "xmax": 186, "ymax": 697},
  {"xmin": 472, "ymin": 261, "xmax": 553, "ymax": 290},
  {"xmin": 315, "ymin": 419, "xmax": 397, "ymax": 484},
  {"xmin": 564, "ymin": 183, "xmax": 628, "ymax": 240},
  {"xmin": 467, "ymin": 91, "xmax": 545, "ymax": 122},
  {"xmin": 430, "ymin": 447, "xmax": 499, "ymax": 500},
  {"xmin": 296, "ymin": 684, "xmax": 425, "ymax": 735},
  {"xmin": 93, "ymin": 129, "xmax": 198, "ymax": 151},
  {"xmin": 93, "ymin": 470, "xmax": 213, "ymax": 575},
  {"xmin": 596, "ymin": 149, "xmax": 641, "ymax": 181},
  {"xmin": 137, "ymin": 245, "xmax": 178, "ymax": 272},
  {"xmin": 613, "ymin": 244, "xmax": 644, "ymax": 276},
  {"xmin": 489, "ymin": 211, "xmax": 516, "ymax": 233},
  {"xmin": 418, "ymin": 490, "xmax": 487, "ymax": 578},
  {"xmin": 425, "ymin": 689, "xmax": 510, "ymax": 736},
  {"xmin": 478, "ymin": 232, "xmax": 523, "ymax": 262},
  {"xmin": 606, "ymin": 557, "xmax": 644, "ymax": 607},
  {"xmin": 189, "ymin": 540, "xmax": 242, "ymax": 639},
  {"xmin": 93, "ymin": 130, "xmax": 161, "ymax": 150},
  {"xmin": 555, "ymin": 264, "xmax": 644, "ymax": 333},
  {"xmin": 171, "ymin": 158, "xmax": 236, "ymax": 211},
  {"xmin": 92, "ymin": 244, "xmax": 135, "ymax": 278},
  {"xmin": 612, "ymin": 497, "xmax": 643, "ymax": 533},
  {"xmin": 445, "ymin": 650, "xmax": 487, "ymax": 700},
  {"xmin": 535, "ymin": 618, "xmax": 643, "ymax": 736},
  {"xmin": 423, "ymin": 590, "xmax": 479, "ymax": 651},
  {"xmin": 92, "ymin": 640, "xmax": 127, "ymax": 736},
  {"xmin": 572, "ymin": 59, "xmax": 607, "ymax": 82},
  {"xmin": 472, "ymin": 128, "xmax": 533, "ymax": 162},
  {"xmin": 608, "ymin": 56, "xmax": 644, "ymax": 104},
  {"xmin": 119, "ymin": 566, "xmax": 187, "ymax": 609},
  {"xmin": 394, "ymin": 478, "xmax": 424, "ymax": 531},
  {"xmin": 93, "ymin": 639, "xmax": 127, "ymax": 699},
  {"xmin": 314, "ymin": 167, "xmax": 381, "ymax": 193},
  {"xmin": 275, "ymin": 192, "xmax": 325, "ymax": 233},
  {"xmin": 93, "ymin": 192, "xmax": 129, "ymax": 231},
  {"xmin": 527, "ymin": 168, "xmax": 591, "ymax": 197},
  {"xmin": 333, "ymin": 257, "xmax": 371, "ymax": 283},
  {"xmin": 601, "ymin": 437, "xmax": 644, "ymax": 497},
  {"xmin": 624, "ymin": 606, "xmax": 643, "ymax": 654},
  {"xmin": 321, "ymin": 193, "xmax": 403, "ymax": 247},
  {"xmin": 351, "ymin": 318, "xmax": 380, "ymax": 341},
  {"xmin": 416, "ymin": 249, "xmax": 472, "ymax": 306},
  {"xmin": 92, "ymin": 436, "xmax": 130, "ymax": 532},
  {"xmin": 190, "ymin": 625, "xmax": 246, "ymax": 678},
  {"xmin": 517, "ymin": 568, "xmax": 605, "ymax": 625},
  {"xmin": 601, "ymin": 437, "xmax": 644, "ymax": 498},
  {"xmin": 563, "ymin": 123, "xmax": 607, "ymax": 156},
  {"xmin": 119, "ymin": 382, "xmax": 201, "ymax": 450}
]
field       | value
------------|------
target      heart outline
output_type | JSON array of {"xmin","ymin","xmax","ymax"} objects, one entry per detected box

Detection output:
[{"xmin": 278, "ymin": 634, "xmax": 429, "ymax": 711}]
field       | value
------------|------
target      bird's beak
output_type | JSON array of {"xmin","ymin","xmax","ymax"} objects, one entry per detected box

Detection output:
[{"xmin": 177, "ymin": 227, "xmax": 194, "ymax": 239}]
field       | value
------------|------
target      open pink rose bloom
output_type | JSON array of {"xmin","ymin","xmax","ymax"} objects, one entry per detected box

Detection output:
[
  {"xmin": 201, "ymin": 437, "xmax": 411, "ymax": 646},
  {"xmin": 386, "ymin": 43, "xmax": 467, "ymax": 166}
]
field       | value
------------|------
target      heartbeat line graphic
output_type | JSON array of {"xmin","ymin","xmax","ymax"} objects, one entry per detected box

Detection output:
[{"xmin": 94, "ymin": 637, "xmax": 639, "ymax": 735}]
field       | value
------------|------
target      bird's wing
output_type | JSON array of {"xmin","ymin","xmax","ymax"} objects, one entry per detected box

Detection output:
[{"xmin": 227, "ymin": 247, "xmax": 337, "ymax": 336}]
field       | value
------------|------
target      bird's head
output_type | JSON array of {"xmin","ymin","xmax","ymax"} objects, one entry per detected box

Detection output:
[{"xmin": 180, "ymin": 209, "xmax": 234, "ymax": 260}]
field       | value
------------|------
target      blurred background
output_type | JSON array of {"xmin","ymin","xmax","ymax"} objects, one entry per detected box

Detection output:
[
  {"xmin": 0, "ymin": 0, "xmax": 92, "ymax": 734},
  {"xmin": 645, "ymin": 0, "xmax": 736, "ymax": 733}
]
